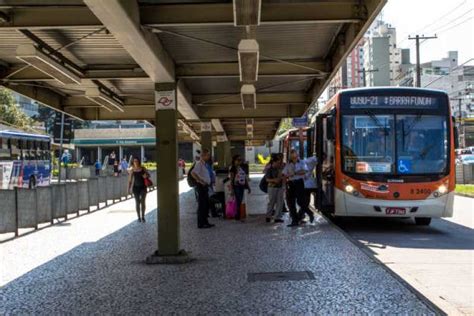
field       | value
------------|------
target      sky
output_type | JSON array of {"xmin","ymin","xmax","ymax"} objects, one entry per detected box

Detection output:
[{"xmin": 380, "ymin": 0, "xmax": 473, "ymax": 65}]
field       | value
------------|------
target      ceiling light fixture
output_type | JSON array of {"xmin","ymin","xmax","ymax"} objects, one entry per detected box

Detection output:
[
  {"xmin": 16, "ymin": 44, "xmax": 82, "ymax": 85},
  {"xmin": 85, "ymin": 87, "xmax": 124, "ymax": 112}
]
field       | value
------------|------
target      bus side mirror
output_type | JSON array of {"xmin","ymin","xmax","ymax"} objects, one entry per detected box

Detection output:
[
  {"xmin": 453, "ymin": 116, "xmax": 460, "ymax": 149},
  {"xmin": 326, "ymin": 116, "xmax": 336, "ymax": 141}
]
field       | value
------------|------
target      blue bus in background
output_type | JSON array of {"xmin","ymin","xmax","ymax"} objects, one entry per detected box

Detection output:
[{"xmin": 0, "ymin": 127, "xmax": 51, "ymax": 189}]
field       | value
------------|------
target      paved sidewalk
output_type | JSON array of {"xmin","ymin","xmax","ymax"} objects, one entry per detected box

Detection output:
[{"xmin": 0, "ymin": 177, "xmax": 434, "ymax": 314}]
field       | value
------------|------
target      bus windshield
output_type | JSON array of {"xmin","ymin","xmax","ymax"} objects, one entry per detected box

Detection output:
[{"xmin": 342, "ymin": 114, "xmax": 448, "ymax": 175}]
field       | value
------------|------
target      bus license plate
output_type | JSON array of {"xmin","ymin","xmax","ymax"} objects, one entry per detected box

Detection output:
[{"xmin": 385, "ymin": 207, "xmax": 406, "ymax": 215}]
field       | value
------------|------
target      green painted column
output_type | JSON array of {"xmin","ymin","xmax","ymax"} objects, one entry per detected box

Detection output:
[
  {"xmin": 224, "ymin": 141, "xmax": 232, "ymax": 167},
  {"xmin": 200, "ymin": 121, "xmax": 212, "ymax": 153},
  {"xmin": 216, "ymin": 141, "xmax": 226, "ymax": 169},
  {"xmin": 148, "ymin": 82, "xmax": 182, "ymax": 261}
]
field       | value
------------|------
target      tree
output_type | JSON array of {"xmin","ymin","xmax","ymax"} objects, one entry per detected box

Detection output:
[
  {"xmin": 0, "ymin": 88, "xmax": 35, "ymax": 129},
  {"xmin": 34, "ymin": 104, "xmax": 56, "ymax": 134},
  {"xmin": 277, "ymin": 118, "xmax": 293, "ymax": 136}
]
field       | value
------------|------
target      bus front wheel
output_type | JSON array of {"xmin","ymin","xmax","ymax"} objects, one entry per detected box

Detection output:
[{"xmin": 415, "ymin": 217, "xmax": 431, "ymax": 226}]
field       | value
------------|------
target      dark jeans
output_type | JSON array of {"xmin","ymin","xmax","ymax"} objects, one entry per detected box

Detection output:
[
  {"xmin": 196, "ymin": 184, "xmax": 210, "ymax": 227},
  {"xmin": 95, "ymin": 169, "xmax": 100, "ymax": 176},
  {"xmin": 302, "ymin": 188, "xmax": 315, "ymax": 219},
  {"xmin": 287, "ymin": 179, "xmax": 305, "ymax": 224},
  {"xmin": 233, "ymin": 185, "xmax": 245, "ymax": 220},
  {"xmin": 132, "ymin": 186, "xmax": 147, "ymax": 219}
]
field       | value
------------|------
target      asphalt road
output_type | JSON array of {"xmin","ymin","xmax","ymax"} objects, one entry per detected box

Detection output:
[{"xmin": 336, "ymin": 195, "xmax": 474, "ymax": 315}]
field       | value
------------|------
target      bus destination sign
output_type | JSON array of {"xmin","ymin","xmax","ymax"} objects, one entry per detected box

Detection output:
[{"xmin": 349, "ymin": 96, "xmax": 439, "ymax": 109}]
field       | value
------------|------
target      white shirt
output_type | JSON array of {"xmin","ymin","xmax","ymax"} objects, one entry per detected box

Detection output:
[
  {"xmin": 192, "ymin": 160, "xmax": 211, "ymax": 185},
  {"xmin": 282, "ymin": 160, "xmax": 307, "ymax": 181},
  {"xmin": 303, "ymin": 156, "xmax": 318, "ymax": 189}
]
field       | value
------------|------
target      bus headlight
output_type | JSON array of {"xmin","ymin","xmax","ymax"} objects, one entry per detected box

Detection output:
[
  {"xmin": 345, "ymin": 184, "xmax": 354, "ymax": 193},
  {"xmin": 438, "ymin": 184, "xmax": 448, "ymax": 194}
]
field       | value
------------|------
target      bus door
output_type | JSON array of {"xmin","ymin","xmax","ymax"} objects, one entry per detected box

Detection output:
[{"xmin": 315, "ymin": 110, "xmax": 336, "ymax": 212}]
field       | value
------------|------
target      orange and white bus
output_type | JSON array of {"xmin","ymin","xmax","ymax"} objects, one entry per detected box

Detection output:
[
  {"xmin": 278, "ymin": 127, "xmax": 313, "ymax": 162},
  {"xmin": 314, "ymin": 87, "xmax": 457, "ymax": 226}
]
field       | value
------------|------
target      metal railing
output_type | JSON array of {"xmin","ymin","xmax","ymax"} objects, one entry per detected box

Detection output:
[{"xmin": 0, "ymin": 171, "xmax": 157, "ymax": 239}]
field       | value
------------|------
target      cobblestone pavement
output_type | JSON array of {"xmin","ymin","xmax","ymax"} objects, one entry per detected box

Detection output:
[{"xmin": 0, "ymin": 177, "xmax": 434, "ymax": 314}]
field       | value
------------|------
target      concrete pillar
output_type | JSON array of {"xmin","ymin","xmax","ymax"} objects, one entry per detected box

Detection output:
[
  {"xmin": 119, "ymin": 145, "xmax": 123, "ymax": 161},
  {"xmin": 216, "ymin": 141, "xmax": 226, "ymax": 169},
  {"xmin": 224, "ymin": 141, "xmax": 232, "ymax": 167},
  {"xmin": 147, "ymin": 82, "xmax": 189, "ymax": 263},
  {"xmin": 140, "ymin": 145, "xmax": 145, "ymax": 162},
  {"xmin": 200, "ymin": 121, "xmax": 212, "ymax": 154},
  {"xmin": 97, "ymin": 146, "xmax": 102, "ymax": 162}
]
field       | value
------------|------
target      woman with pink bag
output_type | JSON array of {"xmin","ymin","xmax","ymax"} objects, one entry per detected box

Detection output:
[{"xmin": 228, "ymin": 155, "xmax": 251, "ymax": 220}]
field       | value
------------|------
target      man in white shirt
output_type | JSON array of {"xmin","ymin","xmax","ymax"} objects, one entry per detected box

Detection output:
[
  {"xmin": 282, "ymin": 149, "xmax": 308, "ymax": 227},
  {"xmin": 302, "ymin": 155, "xmax": 318, "ymax": 223},
  {"xmin": 191, "ymin": 148, "xmax": 215, "ymax": 229}
]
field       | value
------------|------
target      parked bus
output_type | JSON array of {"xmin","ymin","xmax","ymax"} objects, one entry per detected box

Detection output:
[
  {"xmin": 314, "ymin": 87, "xmax": 456, "ymax": 226},
  {"xmin": 0, "ymin": 126, "xmax": 52, "ymax": 189},
  {"xmin": 278, "ymin": 127, "xmax": 313, "ymax": 162}
]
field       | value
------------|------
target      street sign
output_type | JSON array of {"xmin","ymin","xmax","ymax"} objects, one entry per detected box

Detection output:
[
  {"xmin": 53, "ymin": 114, "xmax": 73, "ymax": 144},
  {"xmin": 155, "ymin": 90, "xmax": 176, "ymax": 110},
  {"xmin": 292, "ymin": 115, "xmax": 308, "ymax": 128}
]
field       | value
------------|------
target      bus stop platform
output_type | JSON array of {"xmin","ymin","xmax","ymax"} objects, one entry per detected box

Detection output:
[{"xmin": 0, "ymin": 177, "xmax": 436, "ymax": 314}]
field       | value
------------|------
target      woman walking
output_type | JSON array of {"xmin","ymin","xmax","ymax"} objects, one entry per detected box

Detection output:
[
  {"xmin": 229, "ymin": 154, "xmax": 251, "ymax": 220},
  {"xmin": 128, "ymin": 158, "xmax": 149, "ymax": 222}
]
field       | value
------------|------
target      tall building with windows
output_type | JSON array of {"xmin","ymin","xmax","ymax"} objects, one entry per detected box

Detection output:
[{"xmin": 363, "ymin": 22, "xmax": 401, "ymax": 86}]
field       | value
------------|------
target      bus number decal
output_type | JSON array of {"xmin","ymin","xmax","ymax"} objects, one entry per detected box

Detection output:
[{"xmin": 410, "ymin": 188, "xmax": 431, "ymax": 195}]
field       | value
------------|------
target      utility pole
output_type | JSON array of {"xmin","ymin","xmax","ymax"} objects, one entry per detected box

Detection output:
[
  {"xmin": 358, "ymin": 68, "xmax": 378, "ymax": 87},
  {"xmin": 408, "ymin": 34, "xmax": 437, "ymax": 87}
]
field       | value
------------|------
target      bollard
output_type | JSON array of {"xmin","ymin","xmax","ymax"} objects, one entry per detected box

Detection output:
[{"xmin": 14, "ymin": 187, "xmax": 19, "ymax": 237}]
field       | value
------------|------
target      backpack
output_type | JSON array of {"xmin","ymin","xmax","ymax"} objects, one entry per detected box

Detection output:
[
  {"xmin": 187, "ymin": 162, "xmax": 197, "ymax": 187},
  {"xmin": 259, "ymin": 175, "xmax": 268, "ymax": 193}
]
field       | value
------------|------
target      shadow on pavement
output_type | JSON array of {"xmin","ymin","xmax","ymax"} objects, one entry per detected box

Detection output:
[{"xmin": 336, "ymin": 216, "xmax": 474, "ymax": 251}]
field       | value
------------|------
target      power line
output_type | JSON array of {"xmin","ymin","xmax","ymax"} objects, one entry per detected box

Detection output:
[
  {"xmin": 398, "ymin": 0, "xmax": 468, "ymax": 46},
  {"xmin": 427, "ymin": 9, "xmax": 473, "ymax": 34}
]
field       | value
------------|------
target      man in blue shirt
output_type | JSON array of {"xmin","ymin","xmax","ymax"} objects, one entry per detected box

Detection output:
[{"xmin": 94, "ymin": 159, "xmax": 102, "ymax": 176}]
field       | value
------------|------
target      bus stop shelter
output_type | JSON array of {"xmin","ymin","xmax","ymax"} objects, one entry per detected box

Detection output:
[{"xmin": 0, "ymin": 0, "xmax": 385, "ymax": 262}]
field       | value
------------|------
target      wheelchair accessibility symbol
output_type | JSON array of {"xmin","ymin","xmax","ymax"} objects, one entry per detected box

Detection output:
[{"xmin": 398, "ymin": 159, "xmax": 411, "ymax": 174}]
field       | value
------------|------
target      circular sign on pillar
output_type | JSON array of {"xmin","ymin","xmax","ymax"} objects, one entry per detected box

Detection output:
[{"xmin": 155, "ymin": 90, "xmax": 176, "ymax": 110}]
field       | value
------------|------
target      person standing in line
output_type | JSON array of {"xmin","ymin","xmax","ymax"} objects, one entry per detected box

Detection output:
[
  {"xmin": 282, "ymin": 149, "xmax": 308, "ymax": 227},
  {"xmin": 94, "ymin": 159, "xmax": 102, "ymax": 176},
  {"xmin": 191, "ymin": 148, "xmax": 215, "ymax": 229},
  {"xmin": 229, "ymin": 154, "xmax": 251, "ymax": 221},
  {"xmin": 265, "ymin": 156, "xmax": 285, "ymax": 223},
  {"xmin": 120, "ymin": 157, "xmax": 129, "ymax": 175},
  {"xmin": 109, "ymin": 150, "xmax": 116, "ymax": 165},
  {"xmin": 113, "ymin": 160, "xmax": 120, "ymax": 176},
  {"xmin": 302, "ymin": 155, "xmax": 318, "ymax": 223},
  {"xmin": 128, "ymin": 158, "xmax": 149, "ymax": 222},
  {"xmin": 206, "ymin": 157, "xmax": 218, "ymax": 218},
  {"xmin": 278, "ymin": 152, "xmax": 289, "ymax": 213}
]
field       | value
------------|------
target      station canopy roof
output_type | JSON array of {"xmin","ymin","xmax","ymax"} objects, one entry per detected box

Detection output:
[{"xmin": 0, "ymin": 0, "xmax": 385, "ymax": 144}]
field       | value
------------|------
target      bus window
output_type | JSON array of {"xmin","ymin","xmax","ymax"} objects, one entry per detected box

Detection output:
[
  {"xmin": 11, "ymin": 139, "xmax": 21, "ymax": 160},
  {"xmin": 341, "ymin": 115, "xmax": 394, "ymax": 174},
  {"xmin": 0, "ymin": 137, "xmax": 11, "ymax": 160},
  {"xmin": 396, "ymin": 115, "xmax": 448, "ymax": 174}
]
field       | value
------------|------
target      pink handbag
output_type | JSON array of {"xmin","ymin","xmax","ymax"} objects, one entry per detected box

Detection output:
[{"xmin": 226, "ymin": 198, "xmax": 237, "ymax": 219}]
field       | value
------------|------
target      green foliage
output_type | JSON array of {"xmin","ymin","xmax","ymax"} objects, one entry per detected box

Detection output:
[
  {"xmin": 277, "ymin": 118, "xmax": 294, "ymax": 136},
  {"xmin": 143, "ymin": 162, "xmax": 157, "ymax": 170},
  {"xmin": 0, "ymin": 88, "xmax": 37, "ymax": 129},
  {"xmin": 455, "ymin": 185, "xmax": 474, "ymax": 196}
]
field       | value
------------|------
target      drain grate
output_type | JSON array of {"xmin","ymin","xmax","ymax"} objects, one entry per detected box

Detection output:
[{"xmin": 248, "ymin": 271, "xmax": 315, "ymax": 282}]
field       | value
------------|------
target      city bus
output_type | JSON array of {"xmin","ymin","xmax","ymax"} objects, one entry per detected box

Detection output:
[
  {"xmin": 278, "ymin": 127, "xmax": 313, "ymax": 162},
  {"xmin": 314, "ymin": 87, "xmax": 456, "ymax": 225},
  {"xmin": 0, "ymin": 126, "xmax": 52, "ymax": 189}
]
